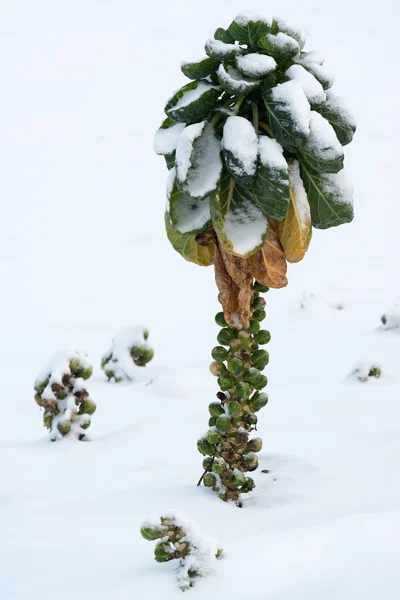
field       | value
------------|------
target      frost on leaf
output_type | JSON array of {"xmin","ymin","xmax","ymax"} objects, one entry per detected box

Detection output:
[
  {"xmin": 222, "ymin": 116, "xmax": 258, "ymax": 186},
  {"xmin": 175, "ymin": 121, "xmax": 222, "ymax": 199},
  {"xmin": 299, "ymin": 111, "xmax": 344, "ymax": 173},
  {"xmin": 248, "ymin": 219, "xmax": 288, "ymax": 288},
  {"xmin": 285, "ymin": 64, "xmax": 326, "ymax": 106},
  {"xmin": 277, "ymin": 160, "xmax": 311, "ymax": 263},
  {"xmin": 252, "ymin": 136, "xmax": 290, "ymax": 221}
]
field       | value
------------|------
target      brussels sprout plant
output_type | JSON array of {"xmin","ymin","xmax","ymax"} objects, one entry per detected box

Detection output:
[
  {"xmin": 34, "ymin": 349, "xmax": 96, "ymax": 441},
  {"xmin": 155, "ymin": 11, "xmax": 356, "ymax": 504},
  {"xmin": 101, "ymin": 326, "xmax": 154, "ymax": 382}
]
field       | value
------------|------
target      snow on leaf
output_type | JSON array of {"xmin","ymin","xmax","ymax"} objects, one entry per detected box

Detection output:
[
  {"xmin": 263, "ymin": 80, "xmax": 311, "ymax": 153},
  {"xmin": 314, "ymin": 90, "xmax": 356, "ymax": 145},
  {"xmin": 276, "ymin": 18, "xmax": 306, "ymax": 49},
  {"xmin": 252, "ymin": 136, "xmax": 290, "ymax": 221},
  {"xmin": 165, "ymin": 81, "xmax": 220, "ymax": 124},
  {"xmin": 175, "ymin": 121, "xmax": 222, "ymax": 199},
  {"xmin": 236, "ymin": 53, "xmax": 276, "ymax": 78},
  {"xmin": 153, "ymin": 118, "xmax": 186, "ymax": 155},
  {"xmin": 285, "ymin": 64, "xmax": 326, "ymax": 106},
  {"xmin": 299, "ymin": 111, "xmax": 344, "ymax": 173},
  {"xmin": 258, "ymin": 32, "xmax": 300, "ymax": 60},
  {"xmin": 222, "ymin": 116, "xmax": 258, "ymax": 187},
  {"xmin": 227, "ymin": 12, "xmax": 273, "ymax": 46},
  {"xmin": 168, "ymin": 175, "xmax": 211, "ymax": 235},
  {"xmin": 165, "ymin": 212, "xmax": 214, "ymax": 266},
  {"xmin": 181, "ymin": 56, "xmax": 220, "ymax": 80},
  {"xmin": 299, "ymin": 60, "xmax": 333, "ymax": 91},
  {"xmin": 217, "ymin": 64, "xmax": 260, "ymax": 97},
  {"xmin": 205, "ymin": 38, "xmax": 242, "ymax": 61}
]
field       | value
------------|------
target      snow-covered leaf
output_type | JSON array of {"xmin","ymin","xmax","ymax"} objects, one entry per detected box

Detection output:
[
  {"xmin": 299, "ymin": 111, "xmax": 344, "ymax": 173},
  {"xmin": 275, "ymin": 18, "xmax": 306, "ymax": 49},
  {"xmin": 165, "ymin": 81, "xmax": 220, "ymax": 124},
  {"xmin": 214, "ymin": 27, "xmax": 235, "ymax": 43},
  {"xmin": 300, "ymin": 162, "xmax": 354, "ymax": 229},
  {"xmin": 285, "ymin": 64, "xmax": 326, "ymax": 106},
  {"xmin": 175, "ymin": 121, "xmax": 222, "ymax": 199},
  {"xmin": 205, "ymin": 38, "xmax": 242, "ymax": 61},
  {"xmin": 263, "ymin": 80, "xmax": 311, "ymax": 153},
  {"xmin": 314, "ymin": 91, "xmax": 356, "ymax": 146},
  {"xmin": 252, "ymin": 136, "xmax": 290, "ymax": 220},
  {"xmin": 168, "ymin": 174, "xmax": 211, "ymax": 234},
  {"xmin": 153, "ymin": 118, "xmax": 186, "ymax": 169},
  {"xmin": 217, "ymin": 64, "xmax": 260, "ymax": 97},
  {"xmin": 236, "ymin": 53, "xmax": 276, "ymax": 78},
  {"xmin": 210, "ymin": 171, "xmax": 267, "ymax": 258},
  {"xmin": 227, "ymin": 12, "xmax": 273, "ymax": 46},
  {"xmin": 165, "ymin": 211, "xmax": 214, "ymax": 266},
  {"xmin": 222, "ymin": 116, "xmax": 258, "ymax": 187},
  {"xmin": 258, "ymin": 33, "xmax": 300, "ymax": 60},
  {"xmin": 181, "ymin": 57, "xmax": 220, "ymax": 81},
  {"xmin": 300, "ymin": 60, "xmax": 333, "ymax": 91},
  {"xmin": 277, "ymin": 160, "xmax": 311, "ymax": 263}
]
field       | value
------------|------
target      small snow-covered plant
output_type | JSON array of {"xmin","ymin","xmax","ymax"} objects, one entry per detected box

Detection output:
[
  {"xmin": 381, "ymin": 306, "xmax": 400, "ymax": 331},
  {"xmin": 34, "ymin": 349, "xmax": 96, "ymax": 441},
  {"xmin": 348, "ymin": 361, "xmax": 381, "ymax": 383},
  {"xmin": 155, "ymin": 11, "xmax": 356, "ymax": 504},
  {"xmin": 101, "ymin": 326, "xmax": 154, "ymax": 382},
  {"xmin": 140, "ymin": 513, "xmax": 222, "ymax": 591}
]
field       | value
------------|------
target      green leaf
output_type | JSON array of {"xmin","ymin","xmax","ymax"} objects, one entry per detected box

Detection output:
[
  {"xmin": 164, "ymin": 152, "xmax": 176, "ymax": 170},
  {"xmin": 222, "ymin": 116, "xmax": 258, "ymax": 188},
  {"xmin": 299, "ymin": 161, "xmax": 354, "ymax": 229},
  {"xmin": 169, "ymin": 175, "xmax": 211, "ymax": 234},
  {"xmin": 217, "ymin": 64, "xmax": 260, "ymax": 97},
  {"xmin": 258, "ymin": 33, "xmax": 300, "ymax": 60},
  {"xmin": 175, "ymin": 121, "xmax": 222, "ymax": 199},
  {"xmin": 210, "ymin": 170, "xmax": 267, "ymax": 258},
  {"xmin": 205, "ymin": 38, "xmax": 243, "ymax": 61},
  {"xmin": 263, "ymin": 80, "xmax": 311, "ymax": 153},
  {"xmin": 153, "ymin": 118, "xmax": 185, "ymax": 156},
  {"xmin": 214, "ymin": 27, "xmax": 235, "ymax": 43},
  {"xmin": 165, "ymin": 81, "xmax": 220, "ymax": 124},
  {"xmin": 314, "ymin": 92, "xmax": 356, "ymax": 146},
  {"xmin": 298, "ymin": 111, "xmax": 344, "ymax": 174},
  {"xmin": 165, "ymin": 212, "xmax": 214, "ymax": 266},
  {"xmin": 227, "ymin": 15, "xmax": 272, "ymax": 46},
  {"xmin": 300, "ymin": 60, "xmax": 333, "ymax": 91},
  {"xmin": 181, "ymin": 57, "xmax": 220, "ymax": 80},
  {"xmin": 252, "ymin": 136, "xmax": 290, "ymax": 220},
  {"xmin": 274, "ymin": 18, "xmax": 306, "ymax": 49}
]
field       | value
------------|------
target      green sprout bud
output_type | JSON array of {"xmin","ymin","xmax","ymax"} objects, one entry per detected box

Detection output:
[
  {"xmin": 208, "ymin": 402, "xmax": 225, "ymax": 417},
  {"xmin": 215, "ymin": 414, "xmax": 230, "ymax": 433},
  {"xmin": 208, "ymin": 416, "xmax": 217, "ymax": 427},
  {"xmin": 215, "ymin": 312, "xmax": 228, "ymax": 327},
  {"xmin": 244, "ymin": 413, "xmax": 258, "ymax": 426},
  {"xmin": 247, "ymin": 319, "xmax": 260, "ymax": 334},
  {"xmin": 253, "ymin": 296, "xmax": 266, "ymax": 310},
  {"xmin": 204, "ymin": 472, "xmax": 217, "ymax": 487},
  {"xmin": 81, "ymin": 418, "xmax": 91, "ymax": 430},
  {"xmin": 212, "ymin": 457, "xmax": 226, "ymax": 475},
  {"xmin": 154, "ymin": 542, "xmax": 174, "ymax": 563},
  {"xmin": 252, "ymin": 349, "xmax": 270, "ymax": 370},
  {"xmin": 197, "ymin": 437, "xmax": 214, "ymax": 456},
  {"xmin": 34, "ymin": 377, "xmax": 50, "ymax": 396},
  {"xmin": 217, "ymin": 328, "xmax": 236, "ymax": 346},
  {"xmin": 230, "ymin": 469, "xmax": 245, "ymax": 487},
  {"xmin": 253, "ymin": 282, "xmax": 269, "ymax": 293},
  {"xmin": 217, "ymin": 374, "xmax": 234, "ymax": 391},
  {"xmin": 79, "ymin": 399, "xmax": 96, "ymax": 415},
  {"xmin": 227, "ymin": 401, "xmax": 242, "ymax": 416},
  {"xmin": 253, "ymin": 374, "xmax": 268, "ymax": 390},
  {"xmin": 202, "ymin": 457, "xmax": 213, "ymax": 470},
  {"xmin": 216, "ymin": 548, "xmax": 223, "ymax": 558},
  {"xmin": 140, "ymin": 525, "xmax": 162, "ymax": 541},
  {"xmin": 253, "ymin": 309, "xmax": 267, "ymax": 322},
  {"xmin": 43, "ymin": 413, "xmax": 53, "ymax": 430},
  {"xmin": 237, "ymin": 382, "xmax": 252, "ymax": 399},
  {"xmin": 211, "ymin": 346, "xmax": 229, "ymax": 361},
  {"xmin": 210, "ymin": 361, "xmax": 226, "ymax": 376},
  {"xmin": 255, "ymin": 329, "xmax": 271, "ymax": 345},
  {"xmin": 243, "ymin": 452, "xmax": 259, "ymax": 471},
  {"xmin": 252, "ymin": 342, "xmax": 259, "ymax": 352},
  {"xmin": 57, "ymin": 420, "xmax": 71, "ymax": 436},
  {"xmin": 207, "ymin": 429, "xmax": 221, "ymax": 445},
  {"xmin": 247, "ymin": 437, "xmax": 263, "ymax": 453},
  {"xmin": 369, "ymin": 366, "xmax": 381, "ymax": 378},
  {"xmin": 241, "ymin": 477, "xmax": 256, "ymax": 493},
  {"xmin": 227, "ymin": 357, "xmax": 244, "ymax": 376},
  {"xmin": 250, "ymin": 392, "xmax": 269, "ymax": 412},
  {"xmin": 132, "ymin": 347, "xmax": 154, "ymax": 367},
  {"xmin": 245, "ymin": 367, "xmax": 262, "ymax": 386}
]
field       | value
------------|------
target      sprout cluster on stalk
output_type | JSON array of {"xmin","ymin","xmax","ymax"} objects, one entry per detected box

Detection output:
[
  {"xmin": 34, "ymin": 349, "xmax": 96, "ymax": 441},
  {"xmin": 101, "ymin": 326, "xmax": 154, "ymax": 382}
]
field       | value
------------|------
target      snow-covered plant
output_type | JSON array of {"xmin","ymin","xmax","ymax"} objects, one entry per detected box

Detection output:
[
  {"xmin": 348, "ymin": 361, "xmax": 382, "ymax": 383},
  {"xmin": 381, "ymin": 306, "xmax": 400, "ymax": 331},
  {"xmin": 140, "ymin": 513, "xmax": 223, "ymax": 591},
  {"xmin": 34, "ymin": 349, "xmax": 96, "ymax": 441},
  {"xmin": 154, "ymin": 11, "xmax": 356, "ymax": 504},
  {"xmin": 101, "ymin": 326, "xmax": 154, "ymax": 382}
]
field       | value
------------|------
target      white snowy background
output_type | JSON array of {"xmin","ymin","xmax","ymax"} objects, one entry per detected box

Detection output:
[{"xmin": 1, "ymin": 1, "xmax": 399, "ymax": 598}]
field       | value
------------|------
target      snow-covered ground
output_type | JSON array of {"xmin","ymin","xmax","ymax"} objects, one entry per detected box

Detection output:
[{"xmin": 1, "ymin": 1, "xmax": 400, "ymax": 598}]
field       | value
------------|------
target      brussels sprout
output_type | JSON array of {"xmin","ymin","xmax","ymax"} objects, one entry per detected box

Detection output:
[
  {"xmin": 227, "ymin": 357, "xmax": 244, "ymax": 376},
  {"xmin": 57, "ymin": 420, "xmax": 71, "ymax": 436},
  {"xmin": 253, "ymin": 282, "xmax": 269, "ymax": 293},
  {"xmin": 255, "ymin": 330, "xmax": 271, "ymax": 345},
  {"xmin": 155, "ymin": 542, "xmax": 174, "ymax": 563},
  {"xmin": 215, "ymin": 312, "xmax": 228, "ymax": 327},
  {"xmin": 210, "ymin": 361, "xmax": 226, "ymax": 376},
  {"xmin": 211, "ymin": 346, "xmax": 229, "ymax": 361},
  {"xmin": 243, "ymin": 452, "xmax": 259, "ymax": 471},
  {"xmin": 253, "ymin": 309, "xmax": 267, "ymax": 322},
  {"xmin": 236, "ymin": 382, "xmax": 252, "ymax": 399},
  {"xmin": 230, "ymin": 469, "xmax": 245, "ymax": 487},
  {"xmin": 208, "ymin": 416, "xmax": 217, "ymax": 427},
  {"xmin": 140, "ymin": 525, "xmax": 162, "ymax": 541},
  {"xmin": 250, "ymin": 392, "xmax": 269, "ymax": 412},
  {"xmin": 369, "ymin": 366, "xmax": 381, "ymax": 378},
  {"xmin": 252, "ymin": 349, "xmax": 270, "ymax": 370},
  {"xmin": 43, "ymin": 413, "xmax": 53, "ymax": 430},
  {"xmin": 208, "ymin": 402, "xmax": 225, "ymax": 417},
  {"xmin": 197, "ymin": 437, "xmax": 214, "ymax": 456},
  {"xmin": 51, "ymin": 384, "xmax": 68, "ymax": 400},
  {"xmin": 79, "ymin": 398, "xmax": 96, "ymax": 415},
  {"xmin": 215, "ymin": 414, "xmax": 230, "ymax": 433},
  {"xmin": 132, "ymin": 346, "xmax": 154, "ymax": 367},
  {"xmin": 247, "ymin": 319, "xmax": 260, "ymax": 334},
  {"xmin": 246, "ymin": 367, "xmax": 262, "ymax": 386},
  {"xmin": 247, "ymin": 437, "xmax": 263, "ymax": 453},
  {"xmin": 227, "ymin": 401, "xmax": 242, "ymax": 416},
  {"xmin": 253, "ymin": 296, "xmax": 266, "ymax": 310},
  {"xmin": 34, "ymin": 376, "xmax": 50, "ymax": 396},
  {"xmin": 81, "ymin": 418, "xmax": 91, "ymax": 430},
  {"xmin": 212, "ymin": 457, "xmax": 226, "ymax": 475},
  {"xmin": 217, "ymin": 328, "xmax": 236, "ymax": 345},
  {"xmin": 202, "ymin": 456, "xmax": 214, "ymax": 470},
  {"xmin": 207, "ymin": 429, "xmax": 221, "ymax": 445},
  {"xmin": 204, "ymin": 472, "xmax": 217, "ymax": 487},
  {"xmin": 253, "ymin": 374, "xmax": 268, "ymax": 390},
  {"xmin": 241, "ymin": 477, "xmax": 256, "ymax": 493},
  {"xmin": 217, "ymin": 373, "xmax": 234, "ymax": 391},
  {"xmin": 244, "ymin": 412, "xmax": 258, "ymax": 426}
]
